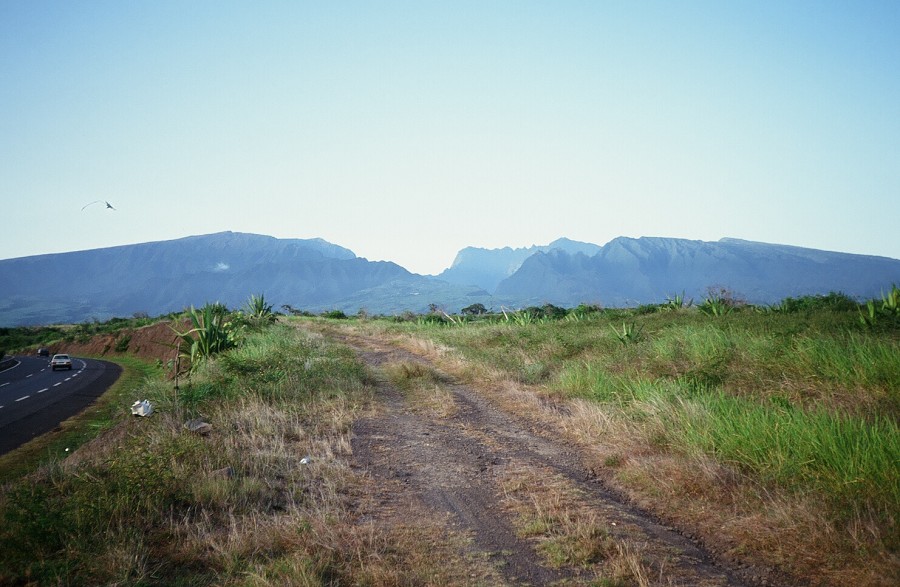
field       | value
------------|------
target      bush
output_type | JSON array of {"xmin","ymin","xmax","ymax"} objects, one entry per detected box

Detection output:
[
  {"xmin": 461, "ymin": 303, "xmax": 487, "ymax": 316},
  {"xmin": 774, "ymin": 292, "xmax": 859, "ymax": 313}
]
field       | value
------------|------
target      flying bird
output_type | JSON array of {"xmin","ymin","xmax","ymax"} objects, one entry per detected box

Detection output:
[{"xmin": 82, "ymin": 200, "xmax": 116, "ymax": 211}]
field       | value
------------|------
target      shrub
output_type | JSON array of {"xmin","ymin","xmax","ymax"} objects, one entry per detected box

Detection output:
[
  {"xmin": 860, "ymin": 284, "xmax": 900, "ymax": 329},
  {"xmin": 170, "ymin": 304, "xmax": 240, "ymax": 370},
  {"xmin": 774, "ymin": 292, "xmax": 859, "ymax": 313},
  {"xmin": 461, "ymin": 303, "xmax": 487, "ymax": 316},
  {"xmin": 699, "ymin": 287, "xmax": 743, "ymax": 317}
]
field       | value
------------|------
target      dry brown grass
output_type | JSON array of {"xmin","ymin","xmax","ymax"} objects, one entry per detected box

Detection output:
[
  {"xmin": 383, "ymin": 360, "xmax": 459, "ymax": 418},
  {"xmin": 322, "ymin": 320, "xmax": 899, "ymax": 586},
  {"xmin": 499, "ymin": 461, "xmax": 651, "ymax": 585}
]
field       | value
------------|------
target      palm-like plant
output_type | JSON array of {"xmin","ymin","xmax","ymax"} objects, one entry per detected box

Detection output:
[
  {"xmin": 171, "ymin": 304, "xmax": 239, "ymax": 370},
  {"xmin": 611, "ymin": 321, "xmax": 644, "ymax": 345},
  {"xmin": 245, "ymin": 293, "xmax": 276, "ymax": 323}
]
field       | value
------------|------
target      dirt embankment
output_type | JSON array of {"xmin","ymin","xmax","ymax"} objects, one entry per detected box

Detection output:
[{"xmin": 57, "ymin": 321, "xmax": 183, "ymax": 369}]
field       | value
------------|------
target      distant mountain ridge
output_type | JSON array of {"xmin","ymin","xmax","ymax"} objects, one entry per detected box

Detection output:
[
  {"xmin": 1, "ymin": 232, "xmax": 898, "ymax": 326},
  {"xmin": 0, "ymin": 232, "xmax": 445, "ymax": 325},
  {"xmin": 493, "ymin": 236, "xmax": 900, "ymax": 307},
  {"xmin": 437, "ymin": 238, "xmax": 602, "ymax": 291}
]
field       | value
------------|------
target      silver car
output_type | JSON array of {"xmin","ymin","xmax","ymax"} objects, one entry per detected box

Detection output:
[{"xmin": 50, "ymin": 354, "xmax": 73, "ymax": 371}]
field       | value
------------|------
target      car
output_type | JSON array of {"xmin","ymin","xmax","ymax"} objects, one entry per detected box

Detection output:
[
  {"xmin": 37, "ymin": 347, "xmax": 50, "ymax": 357},
  {"xmin": 50, "ymin": 353, "xmax": 73, "ymax": 371}
]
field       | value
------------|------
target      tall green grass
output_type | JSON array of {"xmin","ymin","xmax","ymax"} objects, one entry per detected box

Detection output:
[
  {"xmin": 793, "ymin": 334, "xmax": 900, "ymax": 391},
  {"xmin": 664, "ymin": 388, "xmax": 900, "ymax": 520},
  {"xmin": 381, "ymin": 303, "xmax": 900, "ymax": 532},
  {"xmin": 558, "ymin": 359, "xmax": 899, "ymax": 527}
]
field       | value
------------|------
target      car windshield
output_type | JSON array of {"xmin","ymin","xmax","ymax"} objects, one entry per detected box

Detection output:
[{"xmin": 53, "ymin": 355, "xmax": 69, "ymax": 360}]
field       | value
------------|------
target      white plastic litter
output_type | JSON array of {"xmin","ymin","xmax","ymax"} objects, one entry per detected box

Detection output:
[
  {"xmin": 300, "ymin": 456, "xmax": 311, "ymax": 465},
  {"xmin": 131, "ymin": 399, "xmax": 153, "ymax": 417}
]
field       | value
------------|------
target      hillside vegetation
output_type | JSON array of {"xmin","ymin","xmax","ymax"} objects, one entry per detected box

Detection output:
[{"xmin": 0, "ymin": 289, "xmax": 897, "ymax": 585}]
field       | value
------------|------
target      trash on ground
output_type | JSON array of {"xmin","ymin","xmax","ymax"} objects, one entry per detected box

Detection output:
[
  {"xmin": 131, "ymin": 399, "xmax": 153, "ymax": 417},
  {"xmin": 300, "ymin": 456, "xmax": 312, "ymax": 465}
]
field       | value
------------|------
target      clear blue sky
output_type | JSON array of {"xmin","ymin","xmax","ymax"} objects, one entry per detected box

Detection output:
[{"xmin": 2, "ymin": 1, "xmax": 898, "ymax": 274}]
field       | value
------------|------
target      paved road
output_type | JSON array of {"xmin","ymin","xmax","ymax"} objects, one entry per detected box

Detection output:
[{"xmin": 0, "ymin": 355, "xmax": 122, "ymax": 456}]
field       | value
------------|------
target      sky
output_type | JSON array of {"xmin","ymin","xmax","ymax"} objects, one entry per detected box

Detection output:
[{"xmin": 2, "ymin": 1, "xmax": 898, "ymax": 275}]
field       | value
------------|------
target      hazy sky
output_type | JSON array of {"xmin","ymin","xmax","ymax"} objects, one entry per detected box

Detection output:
[{"xmin": 2, "ymin": 1, "xmax": 898, "ymax": 274}]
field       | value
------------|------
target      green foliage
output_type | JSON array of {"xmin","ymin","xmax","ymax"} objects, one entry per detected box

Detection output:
[
  {"xmin": 245, "ymin": 293, "xmax": 275, "ymax": 321},
  {"xmin": 281, "ymin": 304, "xmax": 314, "ymax": 317},
  {"xmin": 610, "ymin": 322, "xmax": 644, "ymax": 345},
  {"xmin": 242, "ymin": 293, "xmax": 277, "ymax": 329},
  {"xmin": 170, "ymin": 303, "xmax": 240, "ymax": 370},
  {"xmin": 511, "ymin": 310, "xmax": 537, "ymax": 326},
  {"xmin": 698, "ymin": 294, "xmax": 733, "ymax": 317},
  {"xmin": 322, "ymin": 309, "xmax": 348, "ymax": 320},
  {"xmin": 860, "ymin": 284, "xmax": 900, "ymax": 329},
  {"xmin": 564, "ymin": 304, "xmax": 603, "ymax": 323},
  {"xmin": 461, "ymin": 303, "xmax": 487, "ymax": 316},
  {"xmin": 0, "ymin": 325, "xmax": 67, "ymax": 353},
  {"xmin": 698, "ymin": 286, "xmax": 746, "ymax": 317},
  {"xmin": 771, "ymin": 291, "xmax": 859, "ymax": 314},
  {"xmin": 633, "ymin": 303, "xmax": 659, "ymax": 315},
  {"xmin": 416, "ymin": 313, "xmax": 447, "ymax": 326},
  {"xmin": 667, "ymin": 389, "xmax": 900, "ymax": 519},
  {"xmin": 665, "ymin": 291, "xmax": 692, "ymax": 310}
]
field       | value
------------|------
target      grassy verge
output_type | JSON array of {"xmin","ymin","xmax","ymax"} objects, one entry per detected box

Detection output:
[{"xmin": 0, "ymin": 323, "xmax": 492, "ymax": 585}]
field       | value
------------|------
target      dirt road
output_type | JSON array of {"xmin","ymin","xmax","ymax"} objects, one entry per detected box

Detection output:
[{"xmin": 324, "ymin": 327, "xmax": 779, "ymax": 586}]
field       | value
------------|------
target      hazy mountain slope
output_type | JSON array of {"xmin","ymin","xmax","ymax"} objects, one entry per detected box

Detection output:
[
  {"xmin": 3, "ymin": 233, "xmax": 898, "ymax": 326},
  {"xmin": 495, "ymin": 236, "xmax": 900, "ymax": 306},
  {"xmin": 325, "ymin": 279, "xmax": 495, "ymax": 316},
  {"xmin": 437, "ymin": 237, "xmax": 602, "ymax": 291},
  {"xmin": 0, "ymin": 232, "xmax": 407, "ymax": 326}
]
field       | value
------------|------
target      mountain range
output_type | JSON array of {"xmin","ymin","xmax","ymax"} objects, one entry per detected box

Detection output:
[{"xmin": 1, "ymin": 232, "xmax": 898, "ymax": 326}]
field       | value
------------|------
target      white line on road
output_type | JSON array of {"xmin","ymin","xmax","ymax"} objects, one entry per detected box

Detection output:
[
  {"xmin": 65, "ymin": 377, "xmax": 72, "ymax": 382},
  {"xmin": 0, "ymin": 382, "xmax": 8, "ymax": 387},
  {"xmin": 15, "ymin": 395, "xmax": 30, "ymax": 402},
  {"xmin": 53, "ymin": 382, "xmax": 62, "ymax": 387},
  {"xmin": 26, "ymin": 373, "xmax": 33, "ymax": 378},
  {"xmin": 37, "ymin": 388, "xmax": 48, "ymax": 394}
]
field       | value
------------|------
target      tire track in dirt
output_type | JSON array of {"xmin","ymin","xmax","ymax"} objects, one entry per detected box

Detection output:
[{"xmin": 331, "ymin": 328, "xmax": 761, "ymax": 586}]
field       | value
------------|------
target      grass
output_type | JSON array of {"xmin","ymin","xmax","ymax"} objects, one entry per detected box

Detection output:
[
  {"xmin": 499, "ymin": 464, "xmax": 650, "ymax": 585},
  {"xmin": 383, "ymin": 360, "xmax": 458, "ymax": 417},
  {"xmin": 2, "ymin": 300, "xmax": 897, "ymax": 585},
  {"xmin": 0, "ymin": 323, "xmax": 490, "ymax": 585},
  {"xmin": 343, "ymin": 303, "xmax": 899, "ymax": 584}
]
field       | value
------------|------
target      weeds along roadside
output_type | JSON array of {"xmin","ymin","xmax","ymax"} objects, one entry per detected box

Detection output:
[
  {"xmin": 338, "ymin": 305, "xmax": 899, "ymax": 585},
  {"xmin": 0, "ymin": 322, "xmax": 482, "ymax": 586}
]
